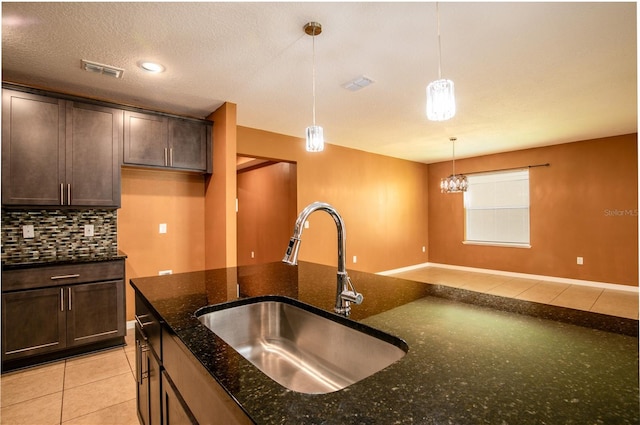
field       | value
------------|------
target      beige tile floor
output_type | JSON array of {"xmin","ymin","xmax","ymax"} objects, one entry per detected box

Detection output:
[
  {"xmin": 1, "ymin": 267, "xmax": 637, "ymax": 425},
  {"xmin": 1, "ymin": 332, "xmax": 138, "ymax": 425},
  {"xmin": 391, "ymin": 266, "xmax": 639, "ymax": 320}
]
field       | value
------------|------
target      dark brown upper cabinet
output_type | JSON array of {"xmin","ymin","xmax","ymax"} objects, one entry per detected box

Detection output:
[
  {"xmin": 2, "ymin": 89, "xmax": 122, "ymax": 207},
  {"xmin": 124, "ymin": 110, "xmax": 212, "ymax": 173}
]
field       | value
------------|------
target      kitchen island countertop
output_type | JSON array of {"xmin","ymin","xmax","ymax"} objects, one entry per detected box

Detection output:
[{"xmin": 131, "ymin": 261, "xmax": 638, "ymax": 424}]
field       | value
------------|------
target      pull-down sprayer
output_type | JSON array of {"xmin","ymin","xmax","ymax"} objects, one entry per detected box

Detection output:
[{"xmin": 282, "ymin": 202, "xmax": 363, "ymax": 317}]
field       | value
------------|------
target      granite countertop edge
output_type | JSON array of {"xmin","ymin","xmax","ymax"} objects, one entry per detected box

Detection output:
[{"xmin": 1, "ymin": 250, "xmax": 128, "ymax": 270}]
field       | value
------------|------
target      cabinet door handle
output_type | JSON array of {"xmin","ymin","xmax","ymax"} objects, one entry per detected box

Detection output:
[
  {"xmin": 135, "ymin": 314, "xmax": 146, "ymax": 330},
  {"xmin": 50, "ymin": 274, "xmax": 80, "ymax": 280},
  {"xmin": 164, "ymin": 148, "xmax": 168, "ymax": 166},
  {"xmin": 60, "ymin": 288, "xmax": 64, "ymax": 311},
  {"xmin": 68, "ymin": 287, "xmax": 72, "ymax": 311},
  {"xmin": 67, "ymin": 184, "xmax": 71, "ymax": 205},
  {"xmin": 60, "ymin": 184, "xmax": 64, "ymax": 206},
  {"xmin": 139, "ymin": 343, "xmax": 150, "ymax": 382},
  {"xmin": 169, "ymin": 148, "xmax": 173, "ymax": 167}
]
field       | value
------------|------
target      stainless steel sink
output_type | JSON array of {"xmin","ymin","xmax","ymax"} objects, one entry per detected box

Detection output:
[{"xmin": 196, "ymin": 296, "xmax": 407, "ymax": 394}]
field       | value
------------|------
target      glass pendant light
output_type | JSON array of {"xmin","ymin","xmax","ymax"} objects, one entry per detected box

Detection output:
[
  {"xmin": 304, "ymin": 22, "xmax": 324, "ymax": 152},
  {"xmin": 427, "ymin": 3, "xmax": 456, "ymax": 121}
]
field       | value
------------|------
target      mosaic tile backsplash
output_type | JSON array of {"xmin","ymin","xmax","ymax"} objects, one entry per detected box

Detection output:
[{"xmin": 1, "ymin": 209, "xmax": 118, "ymax": 265}]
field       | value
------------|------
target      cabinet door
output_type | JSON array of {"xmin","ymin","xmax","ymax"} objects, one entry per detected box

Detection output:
[
  {"xmin": 168, "ymin": 118, "xmax": 208, "ymax": 172},
  {"xmin": 162, "ymin": 371, "xmax": 198, "ymax": 425},
  {"xmin": 124, "ymin": 111, "xmax": 168, "ymax": 167},
  {"xmin": 1, "ymin": 288, "xmax": 66, "ymax": 361},
  {"xmin": 66, "ymin": 102, "xmax": 122, "ymax": 207},
  {"xmin": 2, "ymin": 89, "xmax": 65, "ymax": 205},
  {"xmin": 149, "ymin": 350, "xmax": 162, "ymax": 425},
  {"xmin": 66, "ymin": 280, "xmax": 126, "ymax": 347}
]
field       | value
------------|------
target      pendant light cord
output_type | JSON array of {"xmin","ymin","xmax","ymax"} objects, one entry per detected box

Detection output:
[
  {"xmin": 311, "ymin": 28, "xmax": 317, "ymax": 126},
  {"xmin": 452, "ymin": 137, "xmax": 456, "ymax": 175},
  {"xmin": 449, "ymin": 136, "xmax": 457, "ymax": 176},
  {"xmin": 436, "ymin": 2, "xmax": 443, "ymax": 80}
]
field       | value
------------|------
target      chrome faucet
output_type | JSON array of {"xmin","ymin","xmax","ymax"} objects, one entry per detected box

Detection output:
[{"xmin": 282, "ymin": 201, "xmax": 363, "ymax": 317}]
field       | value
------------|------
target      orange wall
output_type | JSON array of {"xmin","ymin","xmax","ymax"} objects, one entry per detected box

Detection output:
[
  {"xmin": 118, "ymin": 168, "xmax": 206, "ymax": 320},
  {"xmin": 236, "ymin": 126, "xmax": 430, "ymax": 273},
  {"xmin": 428, "ymin": 134, "xmax": 638, "ymax": 286}
]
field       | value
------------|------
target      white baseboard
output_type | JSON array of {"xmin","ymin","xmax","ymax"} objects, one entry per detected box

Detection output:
[
  {"xmin": 377, "ymin": 262, "xmax": 431, "ymax": 276},
  {"xmin": 378, "ymin": 262, "xmax": 638, "ymax": 293},
  {"xmin": 126, "ymin": 320, "xmax": 136, "ymax": 330}
]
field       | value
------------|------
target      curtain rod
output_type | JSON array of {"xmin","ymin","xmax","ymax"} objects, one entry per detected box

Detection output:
[{"xmin": 461, "ymin": 163, "xmax": 550, "ymax": 176}]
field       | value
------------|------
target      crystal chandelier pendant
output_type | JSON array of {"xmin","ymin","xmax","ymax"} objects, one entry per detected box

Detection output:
[
  {"xmin": 440, "ymin": 174, "xmax": 468, "ymax": 193},
  {"xmin": 306, "ymin": 125, "xmax": 324, "ymax": 152},
  {"xmin": 427, "ymin": 78, "xmax": 456, "ymax": 121},
  {"xmin": 440, "ymin": 136, "xmax": 467, "ymax": 193}
]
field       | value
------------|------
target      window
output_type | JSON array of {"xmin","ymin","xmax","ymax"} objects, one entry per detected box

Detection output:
[{"xmin": 463, "ymin": 169, "xmax": 530, "ymax": 247}]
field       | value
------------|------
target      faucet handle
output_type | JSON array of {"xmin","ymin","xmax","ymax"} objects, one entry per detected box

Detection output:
[
  {"xmin": 341, "ymin": 275, "xmax": 363, "ymax": 304},
  {"xmin": 340, "ymin": 290, "xmax": 363, "ymax": 305}
]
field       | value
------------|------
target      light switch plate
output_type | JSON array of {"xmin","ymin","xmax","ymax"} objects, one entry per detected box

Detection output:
[
  {"xmin": 84, "ymin": 224, "xmax": 94, "ymax": 237},
  {"xmin": 159, "ymin": 223, "xmax": 167, "ymax": 234},
  {"xmin": 22, "ymin": 225, "xmax": 34, "ymax": 239}
]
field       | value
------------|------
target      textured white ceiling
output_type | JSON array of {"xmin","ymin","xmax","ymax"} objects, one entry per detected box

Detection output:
[{"xmin": 2, "ymin": 2, "xmax": 637, "ymax": 163}]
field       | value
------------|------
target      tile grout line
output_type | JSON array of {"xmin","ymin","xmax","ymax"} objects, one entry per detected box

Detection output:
[
  {"xmin": 59, "ymin": 359, "xmax": 67, "ymax": 425},
  {"xmin": 59, "ymin": 398, "xmax": 137, "ymax": 425},
  {"xmin": 59, "ymin": 370, "xmax": 136, "ymax": 423},
  {"xmin": 585, "ymin": 287, "xmax": 605, "ymax": 313},
  {"xmin": 547, "ymin": 283, "xmax": 572, "ymax": 305}
]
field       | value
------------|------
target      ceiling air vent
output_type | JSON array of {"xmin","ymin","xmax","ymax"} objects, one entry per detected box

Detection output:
[
  {"xmin": 81, "ymin": 59, "xmax": 124, "ymax": 79},
  {"xmin": 342, "ymin": 75, "xmax": 374, "ymax": 92}
]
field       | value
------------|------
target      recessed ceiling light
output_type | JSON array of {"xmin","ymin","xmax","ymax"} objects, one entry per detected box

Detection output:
[{"xmin": 138, "ymin": 61, "xmax": 165, "ymax": 73}]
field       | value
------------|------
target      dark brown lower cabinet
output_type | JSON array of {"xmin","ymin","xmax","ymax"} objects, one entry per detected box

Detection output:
[
  {"xmin": 136, "ymin": 324, "xmax": 162, "ymax": 425},
  {"xmin": 162, "ymin": 371, "xmax": 197, "ymax": 425},
  {"xmin": 135, "ymin": 291, "xmax": 252, "ymax": 425},
  {"xmin": 1, "ymin": 260, "xmax": 126, "ymax": 370},
  {"xmin": 136, "ymin": 334, "xmax": 150, "ymax": 425},
  {"xmin": 67, "ymin": 280, "xmax": 125, "ymax": 346},
  {"xmin": 1, "ymin": 287, "xmax": 67, "ymax": 358}
]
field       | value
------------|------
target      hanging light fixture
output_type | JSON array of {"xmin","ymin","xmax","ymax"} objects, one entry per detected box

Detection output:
[
  {"xmin": 427, "ymin": 2, "xmax": 456, "ymax": 121},
  {"xmin": 440, "ymin": 137, "xmax": 468, "ymax": 193},
  {"xmin": 304, "ymin": 22, "xmax": 324, "ymax": 152}
]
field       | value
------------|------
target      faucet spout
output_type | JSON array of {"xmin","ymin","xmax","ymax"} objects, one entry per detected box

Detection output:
[{"xmin": 282, "ymin": 201, "xmax": 363, "ymax": 316}]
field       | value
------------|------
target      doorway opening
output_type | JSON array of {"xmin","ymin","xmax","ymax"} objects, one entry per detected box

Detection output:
[{"xmin": 236, "ymin": 156, "xmax": 298, "ymax": 266}]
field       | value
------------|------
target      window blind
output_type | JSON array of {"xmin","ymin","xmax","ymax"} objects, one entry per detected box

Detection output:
[{"xmin": 463, "ymin": 169, "xmax": 530, "ymax": 246}]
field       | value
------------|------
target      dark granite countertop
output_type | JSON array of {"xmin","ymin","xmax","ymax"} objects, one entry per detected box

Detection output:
[
  {"xmin": 130, "ymin": 262, "xmax": 639, "ymax": 424},
  {"xmin": 1, "ymin": 250, "xmax": 127, "ymax": 270}
]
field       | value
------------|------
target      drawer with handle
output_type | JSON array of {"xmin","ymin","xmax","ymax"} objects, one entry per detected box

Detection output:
[{"xmin": 2, "ymin": 260, "xmax": 124, "ymax": 292}]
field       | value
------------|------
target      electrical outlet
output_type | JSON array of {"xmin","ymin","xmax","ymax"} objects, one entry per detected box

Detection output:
[
  {"xmin": 159, "ymin": 223, "xmax": 167, "ymax": 234},
  {"xmin": 84, "ymin": 224, "xmax": 94, "ymax": 237},
  {"xmin": 22, "ymin": 225, "xmax": 34, "ymax": 239},
  {"xmin": 353, "ymin": 255, "xmax": 357, "ymax": 263},
  {"xmin": 577, "ymin": 257, "xmax": 584, "ymax": 265},
  {"xmin": 304, "ymin": 221, "xmax": 310, "ymax": 229},
  {"xmin": 422, "ymin": 246, "xmax": 426, "ymax": 253}
]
